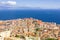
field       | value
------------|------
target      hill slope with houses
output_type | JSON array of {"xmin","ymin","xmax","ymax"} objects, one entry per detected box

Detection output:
[{"xmin": 0, "ymin": 18, "xmax": 60, "ymax": 40}]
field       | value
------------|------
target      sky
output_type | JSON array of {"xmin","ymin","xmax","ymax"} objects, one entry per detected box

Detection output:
[{"xmin": 0, "ymin": 0, "xmax": 60, "ymax": 9}]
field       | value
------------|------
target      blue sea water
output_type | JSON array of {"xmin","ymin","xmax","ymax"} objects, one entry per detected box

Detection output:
[{"xmin": 0, "ymin": 9, "xmax": 60, "ymax": 24}]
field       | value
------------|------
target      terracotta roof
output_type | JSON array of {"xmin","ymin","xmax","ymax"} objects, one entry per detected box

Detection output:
[{"xmin": 37, "ymin": 20, "xmax": 43, "ymax": 25}]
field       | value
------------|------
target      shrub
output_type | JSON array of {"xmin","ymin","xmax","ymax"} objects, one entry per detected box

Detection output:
[{"xmin": 45, "ymin": 38, "xmax": 58, "ymax": 40}]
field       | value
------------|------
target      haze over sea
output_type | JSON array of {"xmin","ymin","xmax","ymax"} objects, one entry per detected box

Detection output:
[{"xmin": 0, "ymin": 9, "xmax": 60, "ymax": 24}]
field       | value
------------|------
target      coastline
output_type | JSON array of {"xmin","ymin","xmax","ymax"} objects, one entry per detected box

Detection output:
[{"xmin": 0, "ymin": 18, "xmax": 60, "ymax": 40}]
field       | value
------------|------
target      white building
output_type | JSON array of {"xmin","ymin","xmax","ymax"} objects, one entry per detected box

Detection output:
[
  {"xmin": 0, "ymin": 30, "xmax": 11, "ymax": 37},
  {"xmin": 0, "ymin": 37, "xmax": 4, "ymax": 40},
  {"xmin": 0, "ymin": 30, "xmax": 11, "ymax": 40}
]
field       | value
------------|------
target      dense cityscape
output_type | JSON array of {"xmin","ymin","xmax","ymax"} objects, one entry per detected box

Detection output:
[{"xmin": 0, "ymin": 18, "xmax": 60, "ymax": 40}]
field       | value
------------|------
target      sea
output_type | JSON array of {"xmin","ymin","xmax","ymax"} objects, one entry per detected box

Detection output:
[{"xmin": 0, "ymin": 9, "xmax": 60, "ymax": 24}]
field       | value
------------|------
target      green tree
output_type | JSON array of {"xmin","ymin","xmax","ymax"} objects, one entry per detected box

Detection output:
[
  {"xmin": 45, "ymin": 38, "xmax": 58, "ymax": 40},
  {"xmin": 34, "ymin": 28, "xmax": 41, "ymax": 40}
]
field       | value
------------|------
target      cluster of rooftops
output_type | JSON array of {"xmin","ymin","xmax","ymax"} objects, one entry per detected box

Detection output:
[{"xmin": 0, "ymin": 18, "xmax": 60, "ymax": 40}]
